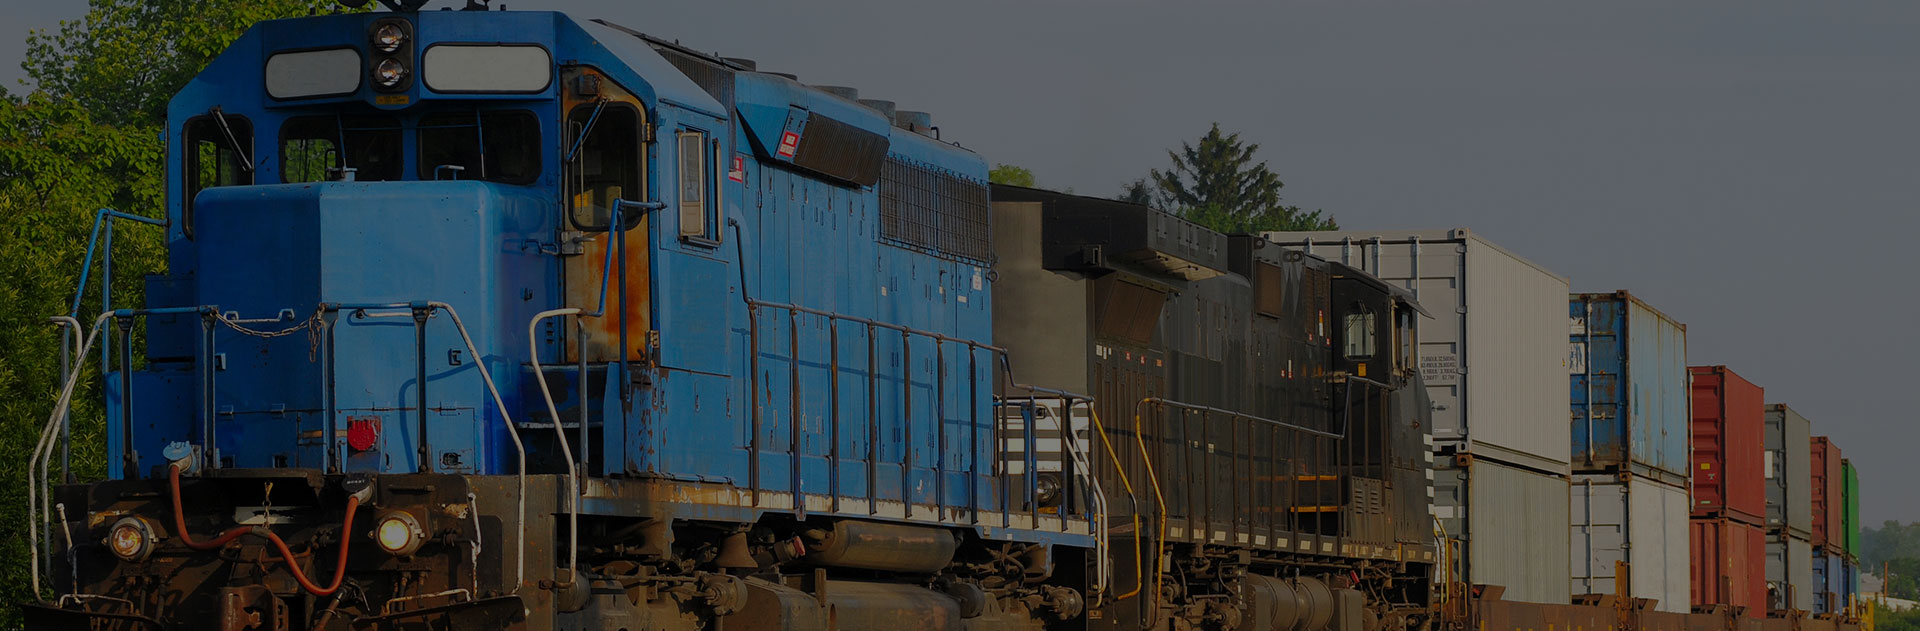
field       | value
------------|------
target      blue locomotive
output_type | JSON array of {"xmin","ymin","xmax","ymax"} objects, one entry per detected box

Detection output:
[{"xmin": 23, "ymin": 3, "xmax": 1435, "ymax": 630}]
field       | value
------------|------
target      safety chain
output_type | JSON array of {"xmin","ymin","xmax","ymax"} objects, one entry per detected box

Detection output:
[{"xmin": 210, "ymin": 306, "xmax": 330, "ymax": 360}]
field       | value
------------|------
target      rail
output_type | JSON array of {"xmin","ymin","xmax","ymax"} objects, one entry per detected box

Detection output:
[
  {"xmin": 27, "ymin": 301, "xmax": 533, "ymax": 599},
  {"xmin": 1124, "ymin": 376, "xmax": 1391, "ymax": 619},
  {"xmin": 741, "ymin": 296, "xmax": 1109, "ymax": 598}
]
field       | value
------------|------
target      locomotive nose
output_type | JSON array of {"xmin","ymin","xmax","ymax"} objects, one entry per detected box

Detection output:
[{"xmin": 172, "ymin": 181, "xmax": 555, "ymax": 474}]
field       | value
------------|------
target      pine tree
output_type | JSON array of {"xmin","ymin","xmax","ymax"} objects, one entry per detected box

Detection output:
[{"xmin": 1141, "ymin": 123, "xmax": 1337, "ymax": 232}]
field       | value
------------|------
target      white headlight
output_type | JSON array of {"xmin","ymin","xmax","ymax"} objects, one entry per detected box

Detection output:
[
  {"xmin": 106, "ymin": 516, "xmax": 157, "ymax": 562},
  {"xmin": 372, "ymin": 23, "xmax": 407, "ymax": 54},
  {"xmin": 373, "ymin": 511, "xmax": 424, "ymax": 556},
  {"xmin": 374, "ymin": 58, "xmax": 409, "ymax": 88}
]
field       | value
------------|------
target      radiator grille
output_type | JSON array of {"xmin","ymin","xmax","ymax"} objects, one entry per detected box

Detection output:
[{"xmin": 878, "ymin": 158, "xmax": 990, "ymax": 263}]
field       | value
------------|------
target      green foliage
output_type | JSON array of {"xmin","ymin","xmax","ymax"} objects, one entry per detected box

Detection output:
[
  {"xmin": 1137, "ymin": 123, "xmax": 1337, "ymax": 233},
  {"xmin": 2, "ymin": 0, "xmax": 338, "ymax": 623},
  {"xmin": 25, "ymin": 0, "xmax": 345, "ymax": 126},
  {"xmin": 1876, "ymin": 602, "xmax": 1920, "ymax": 631},
  {"xmin": 989, "ymin": 163, "xmax": 1036, "ymax": 188},
  {"xmin": 1861, "ymin": 522, "xmax": 1920, "ymax": 601},
  {"xmin": 1115, "ymin": 178, "xmax": 1153, "ymax": 205}
]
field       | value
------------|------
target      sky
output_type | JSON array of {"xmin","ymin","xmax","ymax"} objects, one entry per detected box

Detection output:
[{"xmin": 5, "ymin": 1, "xmax": 1917, "ymax": 523}]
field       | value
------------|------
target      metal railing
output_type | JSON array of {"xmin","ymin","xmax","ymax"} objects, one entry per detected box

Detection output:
[
  {"xmin": 740, "ymin": 298, "xmax": 1109, "ymax": 597},
  {"xmin": 28, "ymin": 301, "xmax": 533, "ymax": 599}
]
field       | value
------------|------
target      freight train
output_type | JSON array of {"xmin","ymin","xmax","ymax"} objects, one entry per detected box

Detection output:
[{"xmin": 14, "ymin": 3, "xmax": 1875, "ymax": 631}]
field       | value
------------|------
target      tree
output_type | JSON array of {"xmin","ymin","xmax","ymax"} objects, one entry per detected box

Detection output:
[
  {"xmin": 1138, "ymin": 123, "xmax": 1338, "ymax": 233},
  {"xmin": 1115, "ymin": 177, "xmax": 1155, "ymax": 206},
  {"xmin": 0, "ymin": 0, "xmax": 341, "ymax": 620},
  {"xmin": 989, "ymin": 163, "xmax": 1035, "ymax": 188}
]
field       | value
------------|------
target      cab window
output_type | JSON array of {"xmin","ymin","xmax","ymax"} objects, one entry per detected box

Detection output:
[
  {"xmin": 417, "ymin": 110, "xmax": 540, "ymax": 184},
  {"xmin": 280, "ymin": 115, "xmax": 403, "ymax": 183},
  {"xmin": 677, "ymin": 129, "xmax": 718, "ymax": 242},
  {"xmin": 1394, "ymin": 305, "xmax": 1414, "ymax": 371},
  {"xmin": 1343, "ymin": 304, "xmax": 1376, "ymax": 360},
  {"xmin": 183, "ymin": 114, "xmax": 253, "ymax": 238},
  {"xmin": 566, "ymin": 103, "xmax": 643, "ymax": 230}
]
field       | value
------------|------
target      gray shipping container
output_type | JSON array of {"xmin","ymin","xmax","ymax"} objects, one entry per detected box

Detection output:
[
  {"xmin": 1435, "ymin": 456, "xmax": 1572, "ymax": 605},
  {"xmin": 1767, "ymin": 531, "xmax": 1815, "ymax": 612},
  {"xmin": 1764, "ymin": 405, "xmax": 1814, "ymax": 538},
  {"xmin": 1569, "ymin": 473, "xmax": 1690, "ymax": 613},
  {"xmin": 1266, "ymin": 229, "xmax": 1572, "ymax": 473}
]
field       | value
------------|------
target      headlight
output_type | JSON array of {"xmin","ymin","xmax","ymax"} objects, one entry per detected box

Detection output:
[
  {"xmin": 106, "ymin": 516, "xmax": 157, "ymax": 562},
  {"xmin": 371, "ymin": 23, "xmax": 407, "ymax": 54},
  {"xmin": 372, "ymin": 510, "xmax": 424, "ymax": 557},
  {"xmin": 373, "ymin": 58, "xmax": 409, "ymax": 89}
]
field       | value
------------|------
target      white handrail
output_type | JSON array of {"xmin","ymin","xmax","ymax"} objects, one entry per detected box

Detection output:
[
  {"xmin": 426, "ymin": 302, "xmax": 529, "ymax": 592},
  {"xmin": 528, "ymin": 308, "xmax": 583, "ymax": 585},
  {"xmin": 29, "ymin": 311, "xmax": 111, "ymax": 597}
]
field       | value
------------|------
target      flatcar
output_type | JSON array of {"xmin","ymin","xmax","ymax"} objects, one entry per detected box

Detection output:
[{"xmin": 23, "ymin": 3, "xmax": 1436, "ymax": 630}]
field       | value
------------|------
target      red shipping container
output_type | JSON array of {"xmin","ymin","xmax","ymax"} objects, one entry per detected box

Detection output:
[
  {"xmin": 1689, "ymin": 366, "xmax": 1765, "ymax": 523},
  {"xmin": 1691, "ymin": 517, "xmax": 1767, "ymax": 618},
  {"xmin": 1810, "ymin": 436, "xmax": 1844, "ymax": 552}
]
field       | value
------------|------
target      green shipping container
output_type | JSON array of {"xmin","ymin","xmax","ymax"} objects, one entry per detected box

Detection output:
[{"xmin": 1842, "ymin": 459, "xmax": 1861, "ymax": 560}]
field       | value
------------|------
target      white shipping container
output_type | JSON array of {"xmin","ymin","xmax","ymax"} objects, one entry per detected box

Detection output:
[
  {"xmin": 1434, "ymin": 457, "xmax": 1571, "ymax": 605},
  {"xmin": 1569, "ymin": 473, "xmax": 1690, "ymax": 613},
  {"xmin": 1266, "ymin": 229, "xmax": 1572, "ymax": 472}
]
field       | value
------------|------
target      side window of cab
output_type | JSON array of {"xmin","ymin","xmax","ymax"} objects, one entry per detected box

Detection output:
[
  {"xmin": 182, "ymin": 113, "xmax": 255, "ymax": 238},
  {"xmin": 562, "ymin": 68, "xmax": 646, "ymax": 231}
]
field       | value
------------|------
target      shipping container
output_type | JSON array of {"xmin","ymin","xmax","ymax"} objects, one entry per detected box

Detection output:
[
  {"xmin": 1569, "ymin": 473, "xmax": 1690, "ymax": 613},
  {"xmin": 1569, "ymin": 292, "xmax": 1690, "ymax": 485},
  {"xmin": 1764, "ymin": 405, "xmax": 1814, "ymax": 537},
  {"xmin": 1813, "ymin": 548, "xmax": 1855, "ymax": 614},
  {"xmin": 1842, "ymin": 459, "xmax": 1860, "ymax": 561},
  {"xmin": 1265, "ymin": 229, "xmax": 1571, "ymax": 473},
  {"xmin": 1434, "ymin": 456, "xmax": 1572, "ymax": 604},
  {"xmin": 1765, "ymin": 530, "xmax": 1814, "ymax": 612},
  {"xmin": 1811, "ymin": 437, "xmax": 1843, "ymax": 552},
  {"xmin": 1690, "ymin": 366, "xmax": 1765, "ymax": 524},
  {"xmin": 1692, "ymin": 517, "xmax": 1767, "ymax": 618}
]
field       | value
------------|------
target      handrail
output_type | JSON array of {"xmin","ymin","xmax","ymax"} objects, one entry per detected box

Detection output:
[
  {"xmin": 1125, "ymin": 395, "xmax": 1357, "ymax": 620},
  {"xmin": 31, "ymin": 302, "xmax": 533, "ymax": 599},
  {"xmin": 29, "ymin": 310, "xmax": 114, "ymax": 598},
  {"xmin": 528, "ymin": 308, "xmax": 583, "ymax": 586},
  {"xmin": 739, "ymin": 297, "xmax": 1109, "ymax": 598},
  {"xmin": 1088, "ymin": 407, "xmax": 1143, "ymax": 602},
  {"xmin": 66, "ymin": 208, "xmax": 166, "ymax": 319}
]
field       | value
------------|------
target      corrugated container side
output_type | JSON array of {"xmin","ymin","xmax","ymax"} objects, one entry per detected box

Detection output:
[
  {"xmin": 1569, "ymin": 473, "xmax": 1690, "ymax": 613},
  {"xmin": 1689, "ymin": 366, "xmax": 1766, "ymax": 524},
  {"xmin": 1813, "ymin": 548, "xmax": 1852, "ymax": 614},
  {"xmin": 1433, "ymin": 457, "xmax": 1571, "ymax": 605},
  {"xmin": 1266, "ymin": 229, "xmax": 1572, "ymax": 473},
  {"xmin": 1811, "ymin": 437, "xmax": 1843, "ymax": 551},
  {"xmin": 1692, "ymin": 517, "xmax": 1767, "ymax": 618},
  {"xmin": 1569, "ymin": 292, "xmax": 1689, "ymax": 483},
  {"xmin": 1763, "ymin": 405, "xmax": 1813, "ymax": 538},
  {"xmin": 1843, "ymin": 459, "xmax": 1860, "ymax": 560},
  {"xmin": 1765, "ymin": 531, "xmax": 1815, "ymax": 612}
]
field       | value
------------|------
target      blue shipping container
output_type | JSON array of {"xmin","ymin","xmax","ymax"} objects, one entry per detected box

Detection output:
[
  {"xmin": 1813, "ymin": 549, "xmax": 1854, "ymax": 614},
  {"xmin": 1570, "ymin": 292, "xmax": 1689, "ymax": 484}
]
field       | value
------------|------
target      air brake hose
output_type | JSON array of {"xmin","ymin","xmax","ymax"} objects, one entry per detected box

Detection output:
[
  {"xmin": 166, "ymin": 462, "xmax": 362, "ymax": 596},
  {"xmin": 168, "ymin": 463, "xmax": 250, "ymax": 550}
]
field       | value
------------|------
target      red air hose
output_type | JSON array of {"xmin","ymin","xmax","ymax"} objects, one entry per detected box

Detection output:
[
  {"xmin": 166, "ymin": 463, "xmax": 362, "ymax": 596},
  {"xmin": 168, "ymin": 464, "xmax": 250, "ymax": 550}
]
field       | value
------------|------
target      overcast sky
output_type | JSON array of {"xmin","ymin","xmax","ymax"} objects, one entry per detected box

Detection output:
[{"xmin": 6, "ymin": 1, "xmax": 1916, "ymax": 523}]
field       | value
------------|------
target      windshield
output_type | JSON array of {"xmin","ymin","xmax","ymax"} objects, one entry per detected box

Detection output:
[
  {"xmin": 277, "ymin": 110, "xmax": 542, "ymax": 185},
  {"xmin": 417, "ymin": 109, "xmax": 540, "ymax": 184},
  {"xmin": 281, "ymin": 115, "xmax": 403, "ymax": 183}
]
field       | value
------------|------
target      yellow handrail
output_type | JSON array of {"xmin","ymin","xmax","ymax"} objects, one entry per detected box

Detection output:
[
  {"xmin": 1089, "ymin": 408, "xmax": 1143, "ymax": 601},
  {"xmin": 1132, "ymin": 410, "xmax": 1168, "ymax": 617}
]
